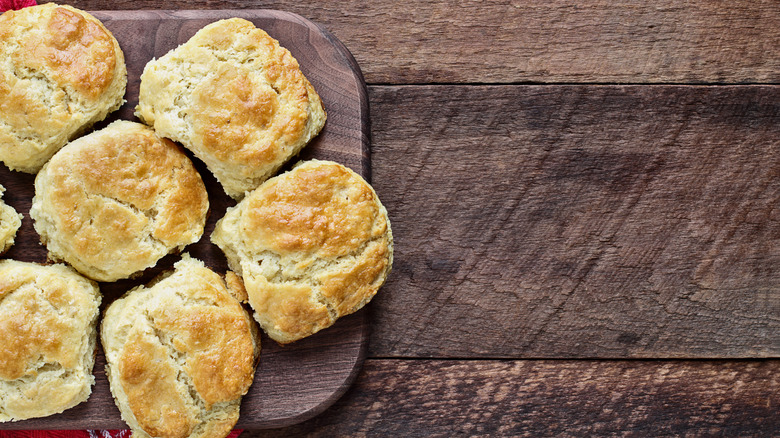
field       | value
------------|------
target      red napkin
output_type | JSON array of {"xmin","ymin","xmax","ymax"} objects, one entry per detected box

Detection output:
[
  {"xmin": 0, "ymin": 432, "xmax": 126, "ymax": 438},
  {"xmin": 0, "ymin": 0, "xmax": 37, "ymax": 12},
  {"xmin": 0, "ymin": 431, "xmax": 243, "ymax": 438},
  {"xmin": 0, "ymin": 0, "xmax": 36, "ymax": 11}
]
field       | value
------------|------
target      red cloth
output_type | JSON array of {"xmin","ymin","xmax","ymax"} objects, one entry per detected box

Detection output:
[
  {"xmin": 0, "ymin": 431, "xmax": 243, "ymax": 438},
  {"xmin": 0, "ymin": 0, "xmax": 36, "ymax": 12}
]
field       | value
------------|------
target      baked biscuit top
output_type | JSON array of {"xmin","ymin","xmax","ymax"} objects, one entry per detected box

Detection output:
[
  {"xmin": 0, "ymin": 262, "xmax": 98, "ymax": 381},
  {"xmin": 31, "ymin": 121, "xmax": 208, "ymax": 282},
  {"xmin": 136, "ymin": 18, "xmax": 326, "ymax": 199},
  {"xmin": 102, "ymin": 256, "xmax": 258, "ymax": 438},
  {"xmin": 212, "ymin": 160, "xmax": 393, "ymax": 344},
  {"xmin": 0, "ymin": 3, "xmax": 127, "ymax": 173},
  {"xmin": 187, "ymin": 25, "xmax": 309, "ymax": 166},
  {"xmin": 241, "ymin": 159, "xmax": 384, "ymax": 258},
  {"xmin": 2, "ymin": 5, "xmax": 119, "ymax": 99},
  {"xmin": 0, "ymin": 260, "xmax": 101, "ymax": 422}
]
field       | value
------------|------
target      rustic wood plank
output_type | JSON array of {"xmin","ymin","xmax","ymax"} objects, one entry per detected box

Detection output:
[
  {"xmin": 73, "ymin": 1, "xmax": 780, "ymax": 84},
  {"xmin": 369, "ymin": 84, "xmax": 780, "ymax": 359},
  {"xmin": 0, "ymin": 10, "xmax": 370, "ymax": 430},
  {"xmin": 246, "ymin": 359, "xmax": 780, "ymax": 437}
]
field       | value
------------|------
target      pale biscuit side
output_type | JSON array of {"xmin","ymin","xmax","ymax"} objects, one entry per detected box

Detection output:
[{"xmin": 0, "ymin": 184, "xmax": 22, "ymax": 254}]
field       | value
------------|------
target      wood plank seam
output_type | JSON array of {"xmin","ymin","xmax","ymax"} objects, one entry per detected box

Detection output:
[{"xmin": 367, "ymin": 84, "xmax": 780, "ymax": 359}]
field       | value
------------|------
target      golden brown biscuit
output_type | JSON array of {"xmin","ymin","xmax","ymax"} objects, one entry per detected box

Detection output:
[
  {"xmin": 211, "ymin": 160, "xmax": 393, "ymax": 343},
  {"xmin": 0, "ymin": 260, "xmax": 101, "ymax": 422},
  {"xmin": 30, "ymin": 120, "xmax": 209, "ymax": 282},
  {"xmin": 0, "ymin": 184, "xmax": 22, "ymax": 254},
  {"xmin": 136, "ymin": 18, "xmax": 326, "ymax": 199},
  {"xmin": 101, "ymin": 255, "xmax": 259, "ymax": 438},
  {"xmin": 0, "ymin": 3, "xmax": 127, "ymax": 173}
]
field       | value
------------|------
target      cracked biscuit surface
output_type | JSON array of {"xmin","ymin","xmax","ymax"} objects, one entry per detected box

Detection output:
[
  {"xmin": 30, "ymin": 120, "xmax": 209, "ymax": 282},
  {"xmin": 135, "ymin": 18, "xmax": 326, "ymax": 199},
  {"xmin": 0, "ymin": 3, "xmax": 127, "ymax": 173},
  {"xmin": 212, "ymin": 160, "xmax": 393, "ymax": 344},
  {"xmin": 0, "ymin": 260, "xmax": 101, "ymax": 422},
  {"xmin": 0, "ymin": 184, "xmax": 22, "ymax": 254},
  {"xmin": 101, "ymin": 256, "xmax": 259, "ymax": 438}
]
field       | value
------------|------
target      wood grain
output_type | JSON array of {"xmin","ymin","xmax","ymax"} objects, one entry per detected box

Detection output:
[
  {"xmin": 73, "ymin": 0, "xmax": 780, "ymax": 84},
  {"xmin": 247, "ymin": 359, "xmax": 780, "ymax": 437},
  {"xmin": 369, "ymin": 84, "xmax": 780, "ymax": 359},
  {"xmin": 0, "ymin": 10, "xmax": 370, "ymax": 430}
]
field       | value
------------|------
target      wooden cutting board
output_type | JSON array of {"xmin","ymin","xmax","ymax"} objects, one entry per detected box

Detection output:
[{"xmin": 0, "ymin": 9, "xmax": 370, "ymax": 430}]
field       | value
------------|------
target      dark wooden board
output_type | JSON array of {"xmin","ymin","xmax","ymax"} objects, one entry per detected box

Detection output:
[
  {"xmin": 369, "ymin": 84, "xmax": 780, "ymax": 359},
  {"xmin": 56, "ymin": 0, "xmax": 780, "ymax": 84},
  {"xmin": 247, "ymin": 359, "xmax": 780, "ymax": 437},
  {"xmin": 0, "ymin": 10, "xmax": 370, "ymax": 430}
]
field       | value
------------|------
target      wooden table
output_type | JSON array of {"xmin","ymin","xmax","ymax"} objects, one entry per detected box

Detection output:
[{"xmin": 45, "ymin": 0, "xmax": 780, "ymax": 435}]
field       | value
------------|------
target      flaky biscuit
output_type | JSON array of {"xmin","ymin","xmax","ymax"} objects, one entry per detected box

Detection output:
[
  {"xmin": 30, "ymin": 120, "xmax": 209, "ymax": 282},
  {"xmin": 101, "ymin": 255, "xmax": 259, "ymax": 438},
  {"xmin": 212, "ymin": 160, "xmax": 393, "ymax": 343},
  {"xmin": 0, "ymin": 184, "xmax": 22, "ymax": 254},
  {"xmin": 0, "ymin": 260, "xmax": 101, "ymax": 422},
  {"xmin": 0, "ymin": 3, "xmax": 127, "ymax": 173},
  {"xmin": 136, "ymin": 18, "xmax": 326, "ymax": 199}
]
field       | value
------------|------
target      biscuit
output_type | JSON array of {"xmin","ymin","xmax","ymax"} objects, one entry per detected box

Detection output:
[
  {"xmin": 136, "ymin": 18, "xmax": 326, "ymax": 199},
  {"xmin": 0, "ymin": 184, "xmax": 22, "ymax": 254},
  {"xmin": 101, "ymin": 255, "xmax": 259, "ymax": 438},
  {"xmin": 0, "ymin": 260, "xmax": 101, "ymax": 422},
  {"xmin": 30, "ymin": 120, "xmax": 209, "ymax": 282},
  {"xmin": 211, "ymin": 160, "xmax": 393, "ymax": 343},
  {"xmin": 0, "ymin": 3, "xmax": 127, "ymax": 173}
]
